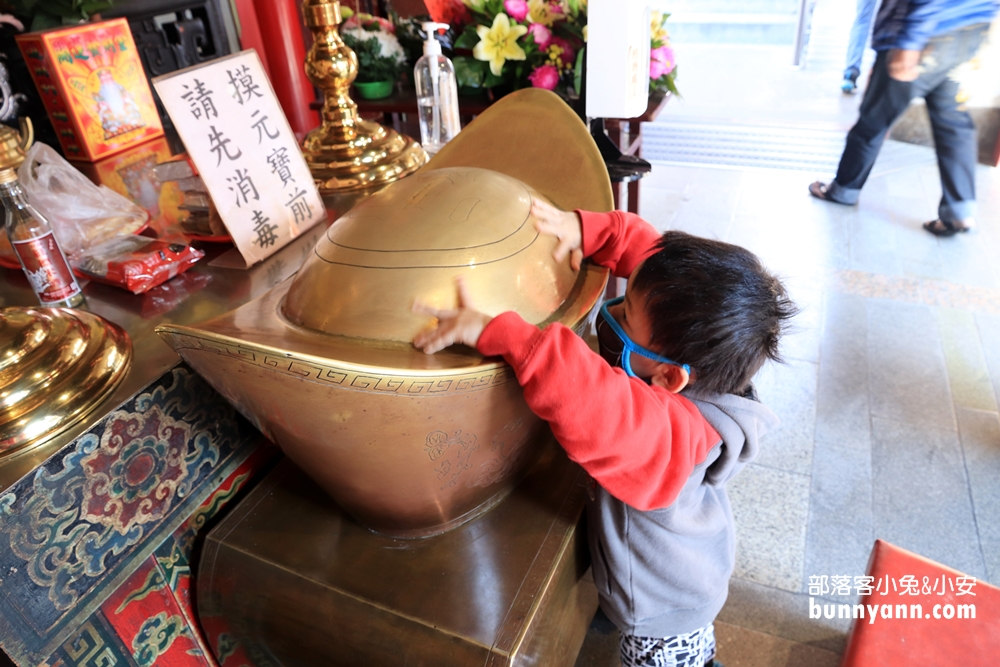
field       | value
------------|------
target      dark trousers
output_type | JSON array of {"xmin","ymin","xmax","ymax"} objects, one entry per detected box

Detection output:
[{"xmin": 829, "ymin": 23, "xmax": 989, "ymax": 222}]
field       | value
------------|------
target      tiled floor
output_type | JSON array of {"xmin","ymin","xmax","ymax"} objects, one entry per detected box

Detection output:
[{"xmin": 573, "ymin": 2, "xmax": 1000, "ymax": 665}]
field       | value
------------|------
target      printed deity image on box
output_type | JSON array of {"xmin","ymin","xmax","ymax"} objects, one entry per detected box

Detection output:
[{"xmin": 16, "ymin": 19, "xmax": 164, "ymax": 161}]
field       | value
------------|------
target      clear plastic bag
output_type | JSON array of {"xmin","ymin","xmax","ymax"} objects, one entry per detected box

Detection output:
[{"xmin": 17, "ymin": 143, "xmax": 148, "ymax": 259}]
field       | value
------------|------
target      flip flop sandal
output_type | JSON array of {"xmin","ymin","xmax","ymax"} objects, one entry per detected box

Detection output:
[
  {"xmin": 923, "ymin": 219, "xmax": 970, "ymax": 237},
  {"xmin": 808, "ymin": 181, "xmax": 849, "ymax": 205}
]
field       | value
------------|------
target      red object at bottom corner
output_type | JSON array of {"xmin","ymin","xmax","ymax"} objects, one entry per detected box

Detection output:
[{"xmin": 840, "ymin": 539, "xmax": 1000, "ymax": 667}]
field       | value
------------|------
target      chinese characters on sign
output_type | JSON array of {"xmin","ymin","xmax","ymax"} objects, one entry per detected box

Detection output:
[
  {"xmin": 153, "ymin": 50, "xmax": 325, "ymax": 266},
  {"xmin": 808, "ymin": 574, "xmax": 977, "ymax": 597}
]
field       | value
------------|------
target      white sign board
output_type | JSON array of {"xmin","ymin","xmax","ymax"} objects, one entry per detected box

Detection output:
[
  {"xmin": 586, "ymin": 0, "xmax": 651, "ymax": 119},
  {"xmin": 153, "ymin": 50, "xmax": 325, "ymax": 267}
]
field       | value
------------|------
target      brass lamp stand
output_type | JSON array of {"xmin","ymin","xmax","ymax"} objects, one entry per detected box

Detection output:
[{"xmin": 300, "ymin": 0, "xmax": 427, "ymax": 210}]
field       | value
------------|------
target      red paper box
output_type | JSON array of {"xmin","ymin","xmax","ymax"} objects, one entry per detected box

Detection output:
[
  {"xmin": 16, "ymin": 18, "xmax": 164, "ymax": 161},
  {"xmin": 841, "ymin": 540, "xmax": 1000, "ymax": 666}
]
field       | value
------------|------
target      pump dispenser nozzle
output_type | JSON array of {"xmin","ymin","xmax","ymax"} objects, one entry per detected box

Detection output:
[{"xmin": 420, "ymin": 21, "xmax": 449, "ymax": 56}]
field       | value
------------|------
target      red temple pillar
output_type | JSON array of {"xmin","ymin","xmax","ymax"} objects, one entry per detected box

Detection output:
[
  {"xmin": 253, "ymin": 0, "xmax": 320, "ymax": 138},
  {"xmin": 233, "ymin": 0, "xmax": 271, "ymax": 80}
]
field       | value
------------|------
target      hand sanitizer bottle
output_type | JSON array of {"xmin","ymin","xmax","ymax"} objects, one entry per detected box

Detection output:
[{"xmin": 414, "ymin": 22, "xmax": 461, "ymax": 156}]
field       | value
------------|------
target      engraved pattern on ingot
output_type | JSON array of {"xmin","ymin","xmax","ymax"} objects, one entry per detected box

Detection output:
[
  {"xmin": 164, "ymin": 332, "xmax": 517, "ymax": 396},
  {"xmin": 424, "ymin": 430, "xmax": 480, "ymax": 490}
]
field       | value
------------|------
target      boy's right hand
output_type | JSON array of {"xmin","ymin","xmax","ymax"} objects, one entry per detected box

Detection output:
[{"xmin": 532, "ymin": 198, "xmax": 583, "ymax": 271}]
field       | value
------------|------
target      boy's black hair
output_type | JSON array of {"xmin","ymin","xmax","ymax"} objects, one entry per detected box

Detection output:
[{"xmin": 631, "ymin": 231, "xmax": 797, "ymax": 395}]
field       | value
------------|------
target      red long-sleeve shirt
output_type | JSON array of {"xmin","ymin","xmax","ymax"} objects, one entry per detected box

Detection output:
[{"xmin": 477, "ymin": 210, "xmax": 721, "ymax": 511}]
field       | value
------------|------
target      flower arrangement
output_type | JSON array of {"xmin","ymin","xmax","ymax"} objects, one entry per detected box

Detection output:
[
  {"xmin": 391, "ymin": 1, "xmax": 679, "ymax": 102},
  {"xmin": 648, "ymin": 10, "xmax": 678, "ymax": 96},
  {"xmin": 339, "ymin": 9, "xmax": 408, "ymax": 84},
  {"xmin": 449, "ymin": 0, "xmax": 587, "ymax": 99}
]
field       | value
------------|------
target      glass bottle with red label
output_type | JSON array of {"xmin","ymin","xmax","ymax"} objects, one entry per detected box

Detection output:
[{"xmin": 0, "ymin": 167, "xmax": 84, "ymax": 308}]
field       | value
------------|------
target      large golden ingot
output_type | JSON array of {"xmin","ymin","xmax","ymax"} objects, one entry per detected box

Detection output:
[
  {"xmin": 0, "ymin": 307, "xmax": 131, "ymax": 457},
  {"xmin": 157, "ymin": 89, "xmax": 613, "ymax": 538},
  {"xmin": 301, "ymin": 0, "xmax": 427, "ymax": 208}
]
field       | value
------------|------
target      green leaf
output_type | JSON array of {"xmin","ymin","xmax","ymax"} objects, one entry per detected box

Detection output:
[
  {"xmin": 454, "ymin": 26, "xmax": 479, "ymax": 50},
  {"xmin": 30, "ymin": 10, "xmax": 62, "ymax": 30},
  {"xmin": 560, "ymin": 22, "xmax": 585, "ymax": 40},
  {"xmin": 36, "ymin": 0, "xmax": 86, "ymax": 19},
  {"xmin": 666, "ymin": 69, "xmax": 680, "ymax": 96},
  {"xmin": 483, "ymin": 70, "xmax": 504, "ymax": 88},
  {"xmin": 454, "ymin": 56, "xmax": 484, "ymax": 88},
  {"xmin": 80, "ymin": 0, "xmax": 113, "ymax": 16},
  {"xmin": 573, "ymin": 46, "xmax": 584, "ymax": 96}
]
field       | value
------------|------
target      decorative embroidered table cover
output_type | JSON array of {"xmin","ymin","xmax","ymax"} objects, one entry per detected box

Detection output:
[{"xmin": 0, "ymin": 366, "xmax": 268, "ymax": 666}]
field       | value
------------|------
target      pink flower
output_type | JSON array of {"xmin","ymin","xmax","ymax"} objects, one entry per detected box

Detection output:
[
  {"xmin": 504, "ymin": 0, "xmax": 530, "ymax": 21},
  {"xmin": 650, "ymin": 58, "xmax": 669, "ymax": 80},
  {"xmin": 527, "ymin": 23, "xmax": 552, "ymax": 49},
  {"xmin": 650, "ymin": 44, "xmax": 676, "ymax": 76},
  {"xmin": 528, "ymin": 63, "xmax": 559, "ymax": 90},
  {"xmin": 549, "ymin": 36, "xmax": 575, "ymax": 66}
]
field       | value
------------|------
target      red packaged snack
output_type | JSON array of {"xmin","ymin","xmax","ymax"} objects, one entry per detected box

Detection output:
[{"xmin": 72, "ymin": 235, "xmax": 204, "ymax": 294}]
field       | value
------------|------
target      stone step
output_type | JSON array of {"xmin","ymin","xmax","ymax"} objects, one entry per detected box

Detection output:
[
  {"xmin": 667, "ymin": 11, "xmax": 800, "ymax": 45},
  {"xmin": 664, "ymin": 0, "xmax": 800, "ymax": 14},
  {"xmin": 640, "ymin": 122, "xmax": 938, "ymax": 173}
]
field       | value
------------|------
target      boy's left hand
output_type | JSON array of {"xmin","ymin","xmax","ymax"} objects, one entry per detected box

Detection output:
[{"xmin": 413, "ymin": 277, "xmax": 493, "ymax": 354}]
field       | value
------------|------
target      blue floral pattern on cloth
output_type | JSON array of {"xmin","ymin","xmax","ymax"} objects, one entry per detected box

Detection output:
[{"xmin": 0, "ymin": 366, "xmax": 260, "ymax": 667}]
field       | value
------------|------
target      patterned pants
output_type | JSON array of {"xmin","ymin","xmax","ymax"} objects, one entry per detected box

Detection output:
[{"xmin": 619, "ymin": 624, "xmax": 716, "ymax": 667}]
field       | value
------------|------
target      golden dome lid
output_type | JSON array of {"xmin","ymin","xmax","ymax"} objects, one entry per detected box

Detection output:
[
  {"xmin": 157, "ymin": 89, "xmax": 612, "ymax": 371},
  {"xmin": 1, "ymin": 307, "xmax": 132, "ymax": 458},
  {"xmin": 282, "ymin": 167, "xmax": 581, "ymax": 343}
]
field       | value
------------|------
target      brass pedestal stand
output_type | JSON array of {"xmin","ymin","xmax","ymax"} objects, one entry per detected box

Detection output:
[
  {"xmin": 300, "ymin": 0, "xmax": 427, "ymax": 211},
  {"xmin": 196, "ymin": 438, "xmax": 597, "ymax": 666}
]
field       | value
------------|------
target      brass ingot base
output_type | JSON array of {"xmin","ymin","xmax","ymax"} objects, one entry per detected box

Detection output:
[
  {"xmin": 197, "ymin": 439, "xmax": 598, "ymax": 666},
  {"xmin": 301, "ymin": 0, "xmax": 427, "ymax": 202},
  {"xmin": 0, "ymin": 307, "xmax": 131, "ymax": 457}
]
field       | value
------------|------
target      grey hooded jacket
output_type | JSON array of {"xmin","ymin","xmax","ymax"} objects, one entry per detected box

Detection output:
[{"xmin": 586, "ymin": 388, "xmax": 780, "ymax": 637}]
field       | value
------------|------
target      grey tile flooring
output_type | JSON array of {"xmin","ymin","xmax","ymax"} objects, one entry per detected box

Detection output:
[
  {"xmin": 866, "ymin": 299, "xmax": 957, "ymax": 431},
  {"xmin": 804, "ymin": 442, "xmax": 874, "ymax": 600},
  {"xmin": 871, "ymin": 417, "xmax": 986, "ymax": 580},
  {"xmin": 850, "ymin": 209, "xmax": 902, "ymax": 277},
  {"xmin": 718, "ymin": 577, "xmax": 850, "ymax": 653},
  {"xmin": 936, "ymin": 307, "xmax": 999, "ymax": 413},
  {"xmin": 753, "ymin": 359, "xmax": 818, "ymax": 476},
  {"xmin": 729, "ymin": 463, "xmax": 811, "ymax": 592},
  {"xmin": 957, "ymin": 408, "xmax": 1000, "ymax": 584},
  {"xmin": 976, "ymin": 312, "xmax": 1000, "ymax": 408},
  {"xmin": 715, "ymin": 621, "xmax": 842, "ymax": 667},
  {"xmin": 815, "ymin": 292, "xmax": 871, "ymax": 450},
  {"xmin": 781, "ymin": 285, "xmax": 823, "ymax": 364},
  {"xmin": 936, "ymin": 230, "xmax": 1000, "ymax": 290}
]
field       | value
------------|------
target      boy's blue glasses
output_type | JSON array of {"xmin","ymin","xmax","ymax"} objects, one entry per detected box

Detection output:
[{"xmin": 597, "ymin": 296, "xmax": 692, "ymax": 379}]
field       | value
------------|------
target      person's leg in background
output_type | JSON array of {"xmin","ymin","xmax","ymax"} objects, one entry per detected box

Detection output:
[
  {"xmin": 812, "ymin": 50, "xmax": 916, "ymax": 204},
  {"xmin": 843, "ymin": 0, "xmax": 879, "ymax": 93},
  {"xmin": 921, "ymin": 25, "xmax": 990, "ymax": 236}
]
